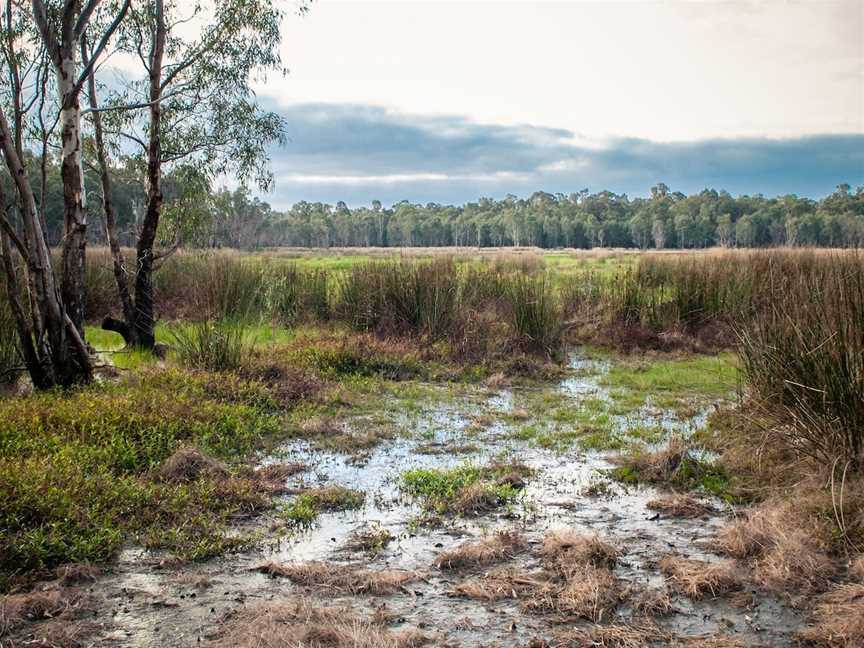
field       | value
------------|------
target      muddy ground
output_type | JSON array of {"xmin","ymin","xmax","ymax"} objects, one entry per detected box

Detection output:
[{"xmin": 44, "ymin": 354, "xmax": 805, "ymax": 647}]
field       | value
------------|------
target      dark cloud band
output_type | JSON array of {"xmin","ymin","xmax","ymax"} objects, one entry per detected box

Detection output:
[{"xmin": 262, "ymin": 101, "xmax": 864, "ymax": 207}]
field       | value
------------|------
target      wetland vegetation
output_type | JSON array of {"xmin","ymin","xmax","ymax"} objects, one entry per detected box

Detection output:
[{"xmin": 1, "ymin": 246, "xmax": 862, "ymax": 648}]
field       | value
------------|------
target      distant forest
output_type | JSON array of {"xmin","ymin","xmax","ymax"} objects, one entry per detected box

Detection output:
[{"xmin": 8, "ymin": 155, "xmax": 864, "ymax": 250}]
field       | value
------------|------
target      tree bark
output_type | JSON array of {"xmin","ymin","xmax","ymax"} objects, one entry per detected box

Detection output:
[
  {"xmin": 84, "ymin": 39, "xmax": 137, "ymax": 345},
  {"xmin": 129, "ymin": 0, "xmax": 166, "ymax": 350}
]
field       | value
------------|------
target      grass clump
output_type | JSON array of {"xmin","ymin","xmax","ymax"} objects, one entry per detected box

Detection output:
[
  {"xmin": 400, "ymin": 462, "xmax": 531, "ymax": 515},
  {"xmin": 343, "ymin": 523, "xmax": 394, "ymax": 556},
  {"xmin": 257, "ymin": 562, "xmax": 415, "ymax": 595},
  {"xmin": 281, "ymin": 486, "xmax": 365, "ymax": 528},
  {"xmin": 657, "ymin": 556, "xmax": 742, "ymax": 600},
  {"xmin": 610, "ymin": 438, "xmax": 734, "ymax": 500},
  {"xmin": 209, "ymin": 599, "xmax": 425, "ymax": 648},
  {"xmin": 170, "ymin": 320, "xmax": 253, "ymax": 372},
  {"xmin": 796, "ymin": 583, "xmax": 864, "ymax": 648},
  {"xmin": 435, "ymin": 530, "xmax": 526, "ymax": 570},
  {"xmin": 736, "ymin": 251, "xmax": 864, "ymax": 470}
]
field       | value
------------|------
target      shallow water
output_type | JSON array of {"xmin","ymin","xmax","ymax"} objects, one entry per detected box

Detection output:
[{"xmin": 90, "ymin": 353, "xmax": 803, "ymax": 647}]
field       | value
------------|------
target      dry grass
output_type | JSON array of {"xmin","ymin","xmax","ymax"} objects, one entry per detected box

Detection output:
[
  {"xmin": 796, "ymin": 583, "xmax": 864, "ymax": 648},
  {"xmin": 647, "ymin": 495, "xmax": 715, "ymax": 518},
  {"xmin": 342, "ymin": 525, "xmax": 394, "ymax": 556},
  {"xmin": 671, "ymin": 638, "xmax": 750, "ymax": 648},
  {"xmin": 210, "ymin": 600, "xmax": 426, "ymax": 648},
  {"xmin": 631, "ymin": 587, "xmax": 675, "ymax": 617},
  {"xmin": 546, "ymin": 618, "xmax": 670, "ymax": 647},
  {"xmin": 716, "ymin": 498, "xmax": 838, "ymax": 595},
  {"xmin": 252, "ymin": 462, "xmax": 306, "ymax": 493},
  {"xmin": 450, "ymin": 482, "xmax": 510, "ymax": 514},
  {"xmin": 619, "ymin": 437, "xmax": 690, "ymax": 482},
  {"xmin": 153, "ymin": 446, "xmax": 230, "ymax": 483},
  {"xmin": 850, "ymin": 555, "xmax": 864, "ymax": 582},
  {"xmin": 435, "ymin": 530, "xmax": 526, "ymax": 569},
  {"xmin": 54, "ymin": 564, "xmax": 98, "ymax": 587},
  {"xmin": 522, "ymin": 565, "xmax": 626, "ymax": 622},
  {"xmin": 256, "ymin": 562, "xmax": 416, "ymax": 595},
  {"xmin": 541, "ymin": 530, "xmax": 620, "ymax": 573},
  {"xmin": 452, "ymin": 568, "xmax": 544, "ymax": 602},
  {"xmin": 657, "ymin": 557, "xmax": 741, "ymax": 600},
  {"xmin": 0, "ymin": 588, "xmax": 93, "ymax": 644}
]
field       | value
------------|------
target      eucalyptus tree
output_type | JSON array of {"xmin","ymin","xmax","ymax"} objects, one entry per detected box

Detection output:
[
  {"xmin": 0, "ymin": 0, "xmax": 129, "ymax": 388},
  {"xmin": 90, "ymin": 0, "xmax": 305, "ymax": 349}
]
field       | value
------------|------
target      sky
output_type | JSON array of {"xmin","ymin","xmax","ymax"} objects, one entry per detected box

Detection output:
[{"xmin": 252, "ymin": 0, "xmax": 864, "ymax": 208}]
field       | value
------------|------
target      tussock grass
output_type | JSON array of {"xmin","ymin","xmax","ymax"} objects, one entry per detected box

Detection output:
[
  {"xmin": 657, "ymin": 557, "xmax": 741, "ymax": 600},
  {"xmin": 343, "ymin": 524, "xmax": 394, "ymax": 556},
  {"xmin": 400, "ymin": 462, "xmax": 531, "ymax": 515},
  {"xmin": 521, "ymin": 565, "xmax": 626, "ymax": 621},
  {"xmin": 544, "ymin": 618, "xmax": 670, "ymax": 648},
  {"xmin": 646, "ymin": 495, "xmax": 715, "ymax": 518},
  {"xmin": 716, "ymin": 496, "xmax": 843, "ymax": 596},
  {"xmin": 796, "ymin": 583, "xmax": 864, "ymax": 648},
  {"xmin": 209, "ymin": 600, "xmax": 426, "ymax": 648},
  {"xmin": 735, "ymin": 251, "xmax": 864, "ymax": 470},
  {"xmin": 435, "ymin": 530, "xmax": 526, "ymax": 570},
  {"xmin": 256, "ymin": 562, "xmax": 415, "ymax": 595},
  {"xmin": 171, "ymin": 320, "xmax": 253, "ymax": 372},
  {"xmin": 541, "ymin": 531, "xmax": 620, "ymax": 573},
  {"xmin": 611, "ymin": 438, "xmax": 732, "ymax": 499}
]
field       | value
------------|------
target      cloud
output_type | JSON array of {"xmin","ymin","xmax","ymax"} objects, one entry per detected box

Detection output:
[{"xmin": 258, "ymin": 101, "xmax": 864, "ymax": 208}]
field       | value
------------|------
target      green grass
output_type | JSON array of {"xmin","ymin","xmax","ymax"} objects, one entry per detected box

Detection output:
[
  {"xmin": 400, "ymin": 462, "xmax": 531, "ymax": 515},
  {"xmin": 601, "ymin": 353, "xmax": 738, "ymax": 411},
  {"xmin": 0, "ymin": 367, "xmax": 288, "ymax": 580},
  {"xmin": 281, "ymin": 486, "xmax": 365, "ymax": 528}
]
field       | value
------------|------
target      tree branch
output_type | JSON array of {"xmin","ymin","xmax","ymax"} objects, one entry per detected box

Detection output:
[{"xmin": 71, "ymin": 0, "xmax": 131, "ymax": 99}]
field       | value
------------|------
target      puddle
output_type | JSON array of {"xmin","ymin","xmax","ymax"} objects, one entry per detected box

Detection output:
[{"xmin": 88, "ymin": 352, "xmax": 804, "ymax": 647}]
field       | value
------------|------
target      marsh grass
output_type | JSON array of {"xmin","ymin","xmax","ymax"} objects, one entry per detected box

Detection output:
[
  {"xmin": 171, "ymin": 320, "xmax": 254, "ymax": 372},
  {"xmin": 736, "ymin": 251, "xmax": 864, "ymax": 469},
  {"xmin": 400, "ymin": 462, "xmax": 532, "ymax": 515}
]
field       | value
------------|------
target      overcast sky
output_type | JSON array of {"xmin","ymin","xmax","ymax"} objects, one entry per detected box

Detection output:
[{"xmin": 251, "ymin": 0, "xmax": 864, "ymax": 208}]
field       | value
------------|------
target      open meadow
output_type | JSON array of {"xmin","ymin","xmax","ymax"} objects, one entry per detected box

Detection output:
[{"xmin": 1, "ymin": 247, "xmax": 862, "ymax": 648}]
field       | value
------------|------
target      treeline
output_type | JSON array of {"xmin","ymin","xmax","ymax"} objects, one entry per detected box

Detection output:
[{"xmin": 13, "ymin": 158, "xmax": 864, "ymax": 250}]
